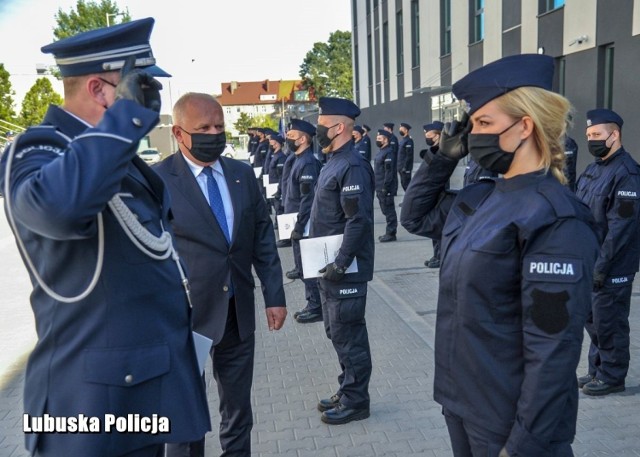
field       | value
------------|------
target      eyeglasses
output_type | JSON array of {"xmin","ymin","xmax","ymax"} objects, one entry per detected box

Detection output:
[{"xmin": 98, "ymin": 77, "xmax": 118, "ymax": 88}]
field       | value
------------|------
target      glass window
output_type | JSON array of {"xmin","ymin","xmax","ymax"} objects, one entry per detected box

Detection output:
[
  {"xmin": 397, "ymin": 10, "xmax": 404, "ymax": 74},
  {"xmin": 411, "ymin": 0, "xmax": 420, "ymax": 67},
  {"xmin": 367, "ymin": 34, "xmax": 373, "ymax": 85},
  {"xmin": 540, "ymin": 0, "xmax": 564, "ymax": 14},
  {"xmin": 441, "ymin": 0, "xmax": 451, "ymax": 55},
  {"xmin": 603, "ymin": 45, "xmax": 614, "ymax": 109},
  {"xmin": 383, "ymin": 21, "xmax": 389, "ymax": 80},
  {"xmin": 471, "ymin": 0, "xmax": 484, "ymax": 43}
]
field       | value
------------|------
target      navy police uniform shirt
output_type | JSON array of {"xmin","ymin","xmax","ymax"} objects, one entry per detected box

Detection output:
[
  {"xmin": 355, "ymin": 137, "xmax": 371, "ymax": 161},
  {"xmin": 267, "ymin": 149, "xmax": 286, "ymax": 184},
  {"xmin": 309, "ymin": 140, "xmax": 375, "ymax": 283},
  {"xmin": 401, "ymin": 153, "xmax": 599, "ymax": 455},
  {"xmin": 284, "ymin": 146, "xmax": 322, "ymax": 233},
  {"xmin": 374, "ymin": 144, "xmax": 398, "ymax": 194},
  {"xmin": 576, "ymin": 147, "xmax": 640, "ymax": 279},
  {"xmin": 397, "ymin": 134, "xmax": 414, "ymax": 173},
  {"xmin": 0, "ymin": 101, "xmax": 211, "ymax": 455},
  {"xmin": 253, "ymin": 139, "xmax": 269, "ymax": 168},
  {"xmin": 278, "ymin": 151, "xmax": 296, "ymax": 201}
]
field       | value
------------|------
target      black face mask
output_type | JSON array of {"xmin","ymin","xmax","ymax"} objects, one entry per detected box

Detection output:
[
  {"xmin": 286, "ymin": 138, "xmax": 298, "ymax": 152},
  {"xmin": 375, "ymin": 140, "xmax": 384, "ymax": 148},
  {"xmin": 588, "ymin": 132, "xmax": 614, "ymax": 158},
  {"xmin": 316, "ymin": 123, "xmax": 340, "ymax": 149},
  {"xmin": 182, "ymin": 128, "xmax": 227, "ymax": 163},
  {"xmin": 425, "ymin": 138, "xmax": 435, "ymax": 147},
  {"xmin": 468, "ymin": 119, "xmax": 523, "ymax": 175}
]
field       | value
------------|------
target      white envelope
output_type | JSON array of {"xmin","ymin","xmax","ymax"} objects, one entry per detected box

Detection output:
[
  {"xmin": 299, "ymin": 234, "xmax": 358, "ymax": 279},
  {"xmin": 277, "ymin": 212, "xmax": 310, "ymax": 240},
  {"xmin": 192, "ymin": 331, "xmax": 213, "ymax": 375},
  {"xmin": 262, "ymin": 174, "xmax": 270, "ymax": 187},
  {"xmin": 266, "ymin": 183, "xmax": 279, "ymax": 198},
  {"xmin": 253, "ymin": 167, "xmax": 262, "ymax": 178}
]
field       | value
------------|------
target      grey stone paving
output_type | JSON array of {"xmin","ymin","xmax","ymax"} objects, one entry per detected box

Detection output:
[{"xmin": 1, "ymin": 185, "xmax": 640, "ymax": 456}]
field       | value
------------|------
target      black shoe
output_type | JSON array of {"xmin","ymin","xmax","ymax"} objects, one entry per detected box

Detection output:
[
  {"xmin": 317, "ymin": 394, "xmax": 341, "ymax": 412},
  {"xmin": 427, "ymin": 258, "xmax": 440, "ymax": 268},
  {"xmin": 321, "ymin": 403, "xmax": 370, "ymax": 425},
  {"xmin": 286, "ymin": 268, "xmax": 301, "ymax": 280},
  {"xmin": 577, "ymin": 373, "xmax": 594, "ymax": 388},
  {"xmin": 295, "ymin": 310, "xmax": 323, "ymax": 323},
  {"xmin": 276, "ymin": 239, "xmax": 291, "ymax": 248},
  {"xmin": 293, "ymin": 306, "xmax": 311, "ymax": 319},
  {"xmin": 378, "ymin": 234, "xmax": 397, "ymax": 243},
  {"xmin": 582, "ymin": 378, "xmax": 625, "ymax": 396}
]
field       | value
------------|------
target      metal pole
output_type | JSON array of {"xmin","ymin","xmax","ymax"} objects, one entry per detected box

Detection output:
[{"xmin": 106, "ymin": 13, "xmax": 110, "ymax": 26}]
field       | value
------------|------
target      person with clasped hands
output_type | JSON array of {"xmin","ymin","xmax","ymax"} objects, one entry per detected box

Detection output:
[
  {"xmin": 153, "ymin": 93, "xmax": 286, "ymax": 457},
  {"xmin": 0, "ymin": 18, "xmax": 210, "ymax": 457},
  {"xmin": 400, "ymin": 54, "xmax": 599, "ymax": 456}
]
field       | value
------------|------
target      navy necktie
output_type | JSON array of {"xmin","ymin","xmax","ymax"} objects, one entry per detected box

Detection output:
[{"xmin": 201, "ymin": 167, "xmax": 231, "ymax": 243}]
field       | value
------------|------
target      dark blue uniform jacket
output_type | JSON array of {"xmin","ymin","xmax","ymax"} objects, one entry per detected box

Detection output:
[
  {"xmin": 397, "ymin": 135, "xmax": 414, "ymax": 173},
  {"xmin": 374, "ymin": 144, "xmax": 398, "ymax": 194},
  {"xmin": 267, "ymin": 149, "xmax": 286, "ymax": 184},
  {"xmin": 401, "ymin": 153, "xmax": 599, "ymax": 456},
  {"xmin": 284, "ymin": 147, "xmax": 321, "ymax": 234},
  {"xmin": 253, "ymin": 139, "xmax": 269, "ymax": 169},
  {"xmin": 0, "ymin": 102, "xmax": 211, "ymax": 456},
  {"xmin": 354, "ymin": 138, "xmax": 371, "ymax": 161},
  {"xmin": 576, "ymin": 147, "xmax": 640, "ymax": 280},
  {"xmin": 309, "ymin": 141, "xmax": 375, "ymax": 283}
]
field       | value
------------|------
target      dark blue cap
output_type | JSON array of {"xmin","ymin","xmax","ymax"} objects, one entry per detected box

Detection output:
[
  {"xmin": 41, "ymin": 17, "xmax": 170, "ymax": 77},
  {"xmin": 289, "ymin": 119, "xmax": 316, "ymax": 137},
  {"xmin": 270, "ymin": 134, "xmax": 284, "ymax": 144},
  {"xmin": 377, "ymin": 129, "xmax": 392, "ymax": 139},
  {"xmin": 383, "ymin": 122, "xmax": 394, "ymax": 129},
  {"xmin": 353, "ymin": 125, "xmax": 364, "ymax": 134},
  {"xmin": 5, "ymin": 131, "xmax": 15, "ymax": 137},
  {"xmin": 400, "ymin": 123, "xmax": 411, "ymax": 130},
  {"xmin": 423, "ymin": 121, "xmax": 444, "ymax": 132},
  {"xmin": 256, "ymin": 128, "xmax": 266, "ymax": 134},
  {"xmin": 452, "ymin": 54, "xmax": 554, "ymax": 115},
  {"xmin": 362, "ymin": 124, "xmax": 371, "ymax": 131},
  {"xmin": 318, "ymin": 97, "xmax": 361, "ymax": 119},
  {"xmin": 586, "ymin": 109, "xmax": 624, "ymax": 129}
]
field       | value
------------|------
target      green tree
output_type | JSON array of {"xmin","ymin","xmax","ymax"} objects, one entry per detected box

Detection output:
[
  {"xmin": 251, "ymin": 114, "xmax": 278, "ymax": 132},
  {"xmin": 299, "ymin": 30, "xmax": 353, "ymax": 100},
  {"xmin": 54, "ymin": 0, "xmax": 131, "ymax": 40},
  {"xmin": 233, "ymin": 113, "xmax": 253, "ymax": 134},
  {"xmin": 19, "ymin": 78, "xmax": 63, "ymax": 127},
  {"xmin": 0, "ymin": 63, "xmax": 17, "ymax": 123}
]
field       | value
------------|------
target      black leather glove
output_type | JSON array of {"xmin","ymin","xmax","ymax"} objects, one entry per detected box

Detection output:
[
  {"xmin": 115, "ymin": 57, "xmax": 163, "ymax": 112},
  {"xmin": 319, "ymin": 262, "xmax": 345, "ymax": 281},
  {"xmin": 290, "ymin": 229, "xmax": 303, "ymax": 241},
  {"xmin": 593, "ymin": 271, "xmax": 606, "ymax": 291},
  {"xmin": 439, "ymin": 112, "xmax": 472, "ymax": 161}
]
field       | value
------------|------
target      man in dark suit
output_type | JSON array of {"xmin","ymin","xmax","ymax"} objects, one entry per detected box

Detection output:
[
  {"xmin": 0, "ymin": 19, "xmax": 210, "ymax": 457},
  {"xmin": 154, "ymin": 93, "xmax": 287, "ymax": 457}
]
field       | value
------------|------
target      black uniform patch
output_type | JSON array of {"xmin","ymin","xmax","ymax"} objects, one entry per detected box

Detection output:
[
  {"xmin": 618, "ymin": 199, "xmax": 635, "ymax": 218},
  {"xmin": 343, "ymin": 197, "xmax": 359, "ymax": 217},
  {"xmin": 530, "ymin": 288, "xmax": 570, "ymax": 334},
  {"xmin": 300, "ymin": 181, "xmax": 312, "ymax": 195}
]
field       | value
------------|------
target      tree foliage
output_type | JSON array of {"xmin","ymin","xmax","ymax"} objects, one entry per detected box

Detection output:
[
  {"xmin": 54, "ymin": 0, "xmax": 131, "ymax": 40},
  {"xmin": 0, "ymin": 64, "xmax": 17, "ymax": 123},
  {"xmin": 233, "ymin": 113, "xmax": 253, "ymax": 135},
  {"xmin": 299, "ymin": 30, "xmax": 353, "ymax": 100},
  {"xmin": 19, "ymin": 78, "xmax": 63, "ymax": 127}
]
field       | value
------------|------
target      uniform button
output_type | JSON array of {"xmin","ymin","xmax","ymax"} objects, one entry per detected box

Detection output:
[
  {"xmin": 132, "ymin": 117, "xmax": 143, "ymax": 127},
  {"xmin": 124, "ymin": 374, "xmax": 133, "ymax": 384},
  {"xmin": 223, "ymin": 285, "xmax": 229, "ymax": 292}
]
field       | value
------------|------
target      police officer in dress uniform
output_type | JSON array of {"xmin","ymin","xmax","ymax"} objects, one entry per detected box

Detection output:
[
  {"xmin": 353, "ymin": 125, "xmax": 371, "ymax": 161},
  {"xmin": 283, "ymin": 119, "xmax": 323, "ymax": 323},
  {"xmin": 374, "ymin": 128, "xmax": 398, "ymax": 242},
  {"xmin": 383, "ymin": 122, "xmax": 399, "ymax": 159},
  {"xmin": 268, "ymin": 134, "xmax": 286, "ymax": 218},
  {"xmin": 274, "ymin": 129, "xmax": 297, "ymax": 249},
  {"xmin": 400, "ymin": 54, "xmax": 599, "ymax": 456},
  {"xmin": 575, "ymin": 109, "xmax": 640, "ymax": 396},
  {"xmin": 361, "ymin": 124, "xmax": 372, "ymax": 159},
  {"xmin": 0, "ymin": 18, "xmax": 210, "ymax": 457},
  {"xmin": 397, "ymin": 122, "xmax": 414, "ymax": 191},
  {"xmin": 311, "ymin": 96, "xmax": 375, "ymax": 425}
]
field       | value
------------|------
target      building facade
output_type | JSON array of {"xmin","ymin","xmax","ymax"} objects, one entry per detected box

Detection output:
[{"xmin": 351, "ymin": 0, "xmax": 640, "ymax": 172}]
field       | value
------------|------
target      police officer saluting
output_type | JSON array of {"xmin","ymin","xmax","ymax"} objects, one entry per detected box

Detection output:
[
  {"xmin": 310, "ymin": 97, "xmax": 375, "ymax": 425},
  {"xmin": 576, "ymin": 109, "xmax": 640, "ymax": 396},
  {"xmin": 0, "ymin": 18, "xmax": 210, "ymax": 456},
  {"xmin": 374, "ymin": 128, "xmax": 398, "ymax": 242},
  {"xmin": 401, "ymin": 54, "xmax": 599, "ymax": 456}
]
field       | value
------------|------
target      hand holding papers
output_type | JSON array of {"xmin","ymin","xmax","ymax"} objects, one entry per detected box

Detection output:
[
  {"xmin": 299, "ymin": 234, "xmax": 358, "ymax": 279},
  {"xmin": 277, "ymin": 212, "xmax": 310, "ymax": 240}
]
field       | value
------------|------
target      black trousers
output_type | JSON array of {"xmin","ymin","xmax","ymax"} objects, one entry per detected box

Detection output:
[
  {"xmin": 399, "ymin": 171, "xmax": 411, "ymax": 191},
  {"xmin": 432, "ymin": 238, "xmax": 441, "ymax": 260},
  {"xmin": 292, "ymin": 237, "xmax": 321, "ymax": 310},
  {"xmin": 318, "ymin": 280, "xmax": 372, "ymax": 409},
  {"xmin": 377, "ymin": 193, "xmax": 397, "ymax": 236},
  {"xmin": 166, "ymin": 300, "xmax": 255, "ymax": 457},
  {"xmin": 586, "ymin": 281, "xmax": 633, "ymax": 385}
]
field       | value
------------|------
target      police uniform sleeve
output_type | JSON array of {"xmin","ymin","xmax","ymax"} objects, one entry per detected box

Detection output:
[
  {"xmin": 595, "ymin": 172, "xmax": 640, "ymax": 276},
  {"xmin": 294, "ymin": 161, "xmax": 318, "ymax": 233},
  {"xmin": 403, "ymin": 139, "xmax": 414, "ymax": 172},
  {"xmin": 2, "ymin": 100, "xmax": 158, "ymax": 239},
  {"xmin": 400, "ymin": 153, "xmax": 457, "ymax": 238},
  {"xmin": 506, "ymin": 213, "xmax": 599, "ymax": 455},
  {"xmin": 334, "ymin": 163, "xmax": 374, "ymax": 269},
  {"xmin": 383, "ymin": 150, "xmax": 394, "ymax": 191}
]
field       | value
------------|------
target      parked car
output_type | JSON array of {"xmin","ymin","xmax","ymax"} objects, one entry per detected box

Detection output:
[{"xmin": 138, "ymin": 148, "xmax": 161, "ymax": 164}]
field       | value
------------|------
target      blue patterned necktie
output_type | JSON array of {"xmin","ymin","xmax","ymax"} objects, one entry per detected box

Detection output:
[{"xmin": 201, "ymin": 167, "xmax": 231, "ymax": 243}]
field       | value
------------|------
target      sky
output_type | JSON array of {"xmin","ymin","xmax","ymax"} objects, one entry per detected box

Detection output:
[{"xmin": 0, "ymin": 0, "xmax": 352, "ymax": 115}]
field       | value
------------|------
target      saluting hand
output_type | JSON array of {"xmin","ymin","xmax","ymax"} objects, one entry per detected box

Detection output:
[
  {"xmin": 115, "ymin": 56, "xmax": 163, "ymax": 112},
  {"xmin": 439, "ymin": 112, "xmax": 472, "ymax": 161},
  {"xmin": 266, "ymin": 306, "xmax": 287, "ymax": 331}
]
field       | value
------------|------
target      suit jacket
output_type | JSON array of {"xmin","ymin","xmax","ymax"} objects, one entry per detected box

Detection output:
[
  {"xmin": 154, "ymin": 152, "xmax": 285, "ymax": 344},
  {"xmin": 0, "ymin": 102, "xmax": 210, "ymax": 456}
]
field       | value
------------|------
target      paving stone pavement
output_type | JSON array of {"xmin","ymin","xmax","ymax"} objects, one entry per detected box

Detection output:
[{"xmin": 1, "ymin": 181, "xmax": 640, "ymax": 456}]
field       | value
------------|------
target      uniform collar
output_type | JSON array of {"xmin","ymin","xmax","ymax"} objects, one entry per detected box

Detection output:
[
  {"xmin": 495, "ymin": 169, "xmax": 547, "ymax": 192},
  {"xmin": 596, "ymin": 147, "xmax": 625, "ymax": 166},
  {"xmin": 42, "ymin": 105, "xmax": 92, "ymax": 138}
]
